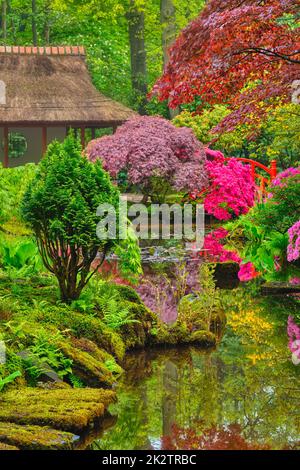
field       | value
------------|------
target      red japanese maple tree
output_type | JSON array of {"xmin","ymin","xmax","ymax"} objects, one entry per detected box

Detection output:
[{"xmin": 152, "ymin": 0, "xmax": 300, "ymax": 133}]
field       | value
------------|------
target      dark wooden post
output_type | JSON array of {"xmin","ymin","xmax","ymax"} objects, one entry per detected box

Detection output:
[
  {"xmin": 81, "ymin": 126, "xmax": 85, "ymax": 149},
  {"xmin": 112, "ymin": 125, "xmax": 118, "ymax": 134},
  {"xmin": 91, "ymin": 128, "xmax": 96, "ymax": 140},
  {"xmin": 42, "ymin": 126, "xmax": 47, "ymax": 156},
  {"xmin": 3, "ymin": 126, "xmax": 9, "ymax": 168}
]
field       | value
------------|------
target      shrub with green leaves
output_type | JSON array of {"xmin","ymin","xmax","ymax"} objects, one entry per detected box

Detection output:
[
  {"xmin": 21, "ymin": 134, "xmax": 141, "ymax": 303},
  {"xmin": 227, "ymin": 173, "xmax": 300, "ymax": 280}
]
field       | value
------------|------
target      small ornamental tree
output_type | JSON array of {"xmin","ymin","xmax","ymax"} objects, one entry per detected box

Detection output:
[
  {"xmin": 21, "ymin": 135, "xmax": 141, "ymax": 303},
  {"xmin": 86, "ymin": 116, "xmax": 208, "ymax": 203}
]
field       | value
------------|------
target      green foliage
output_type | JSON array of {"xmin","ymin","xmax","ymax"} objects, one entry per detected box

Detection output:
[
  {"xmin": 0, "ymin": 238, "xmax": 43, "ymax": 277},
  {"xmin": 0, "ymin": 371, "xmax": 22, "ymax": 392},
  {"xmin": 21, "ymin": 134, "xmax": 140, "ymax": 302},
  {"xmin": 98, "ymin": 292, "xmax": 140, "ymax": 331},
  {"xmin": 227, "ymin": 174, "xmax": 300, "ymax": 280},
  {"xmin": 173, "ymin": 103, "xmax": 300, "ymax": 169},
  {"xmin": 178, "ymin": 263, "xmax": 224, "ymax": 335},
  {"xmin": 173, "ymin": 105, "xmax": 231, "ymax": 145},
  {"xmin": 0, "ymin": 164, "xmax": 37, "ymax": 226},
  {"xmin": 24, "ymin": 332, "xmax": 73, "ymax": 382}
]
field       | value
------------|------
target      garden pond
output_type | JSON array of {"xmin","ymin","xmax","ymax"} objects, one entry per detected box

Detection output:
[{"xmin": 89, "ymin": 285, "xmax": 300, "ymax": 450}]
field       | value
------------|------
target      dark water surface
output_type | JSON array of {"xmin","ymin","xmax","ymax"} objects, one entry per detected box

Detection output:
[{"xmin": 90, "ymin": 287, "xmax": 300, "ymax": 450}]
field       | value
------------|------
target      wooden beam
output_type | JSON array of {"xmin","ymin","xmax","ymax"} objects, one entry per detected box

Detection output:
[
  {"xmin": 81, "ymin": 127, "xmax": 85, "ymax": 149},
  {"xmin": 3, "ymin": 126, "xmax": 9, "ymax": 168},
  {"xmin": 42, "ymin": 126, "xmax": 47, "ymax": 156}
]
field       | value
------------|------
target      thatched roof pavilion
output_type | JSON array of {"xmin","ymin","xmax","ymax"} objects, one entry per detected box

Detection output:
[{"xmin": 0, "ymin": 45, "xmax": 136, "ymax": 167}]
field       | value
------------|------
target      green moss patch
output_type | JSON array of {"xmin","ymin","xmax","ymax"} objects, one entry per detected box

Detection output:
[
  {"xmin": 0, "ymin": 388, "xmax": 116, "ymax": 433},
  {"xmin": 154, "ymin": 323, "xmax": 216, "ymax": 348},
  {"xmin": 0, "ymin": 423, "xmax": 78, "ymax": 450},
  {"xmin": 0, "ymin": 442, "xmax": 19, "ymax": 450},
  {"xmin": 57, "ymin": 341, "xmax": 115, "ymax": 388}
]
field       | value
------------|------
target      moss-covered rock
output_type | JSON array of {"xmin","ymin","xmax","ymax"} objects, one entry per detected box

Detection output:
[
  {"xmin": 57, "ymin": 341, "xmax": 115, "ymax": 388},
  {"xmin": 112, "ymin": 284, "xmax": 143, "ymax": 304},
  {"xmin": 0, "ymin": 423, "xmax": 79, "ymax": 450},
  {"xmin": 153, "ymin": 322, "xmax": 217, "ymax": 348},
  {"xmin": 120, "ymin": 302, "xmax": 158, "ymax": 349},
  {"xmin": 29, "ymin": 308, "xmax": 125, "ymax": 361},
  {"xmin": 70, "ymin": 338, "xmax": 123, "ymax": 377},
  {"xmin": 0, "ymin": 388, "xmax": 116, "ymax": 433}
]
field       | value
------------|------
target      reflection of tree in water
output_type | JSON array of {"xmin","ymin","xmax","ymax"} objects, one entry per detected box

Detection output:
[{"xmin": 93, "ymin": 289, "xmax": 300, "ymax": 450}]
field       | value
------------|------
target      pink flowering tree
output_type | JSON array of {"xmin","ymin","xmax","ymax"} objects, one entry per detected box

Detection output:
[{"xmin": 86, "ymin": 116, "xmax": 208, "ymax": 203}]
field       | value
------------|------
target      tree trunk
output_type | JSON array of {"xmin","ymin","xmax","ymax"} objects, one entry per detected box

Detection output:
[
  {"xmin": 43, "ymin": 0, "xmax": 51, "ymax": 44},
  {"xmin": 32, "ymin": 0, "xmax": 38, "ymax": 46},
  {"xmin": 127, "ymin": 0, "xmax": 148, "ymax": 115},
  {"xmin": 1, "ymin": 0, "xmax": 7, "ymax": 43},
  {"xmin": 160, "ymin": 0, "xmax": 179, "ymax": 118}
]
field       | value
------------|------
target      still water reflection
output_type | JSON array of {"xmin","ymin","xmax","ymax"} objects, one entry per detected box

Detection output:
[{"xmin": 92, "ymin": 288, "xmax": 300, "ymax": 450}]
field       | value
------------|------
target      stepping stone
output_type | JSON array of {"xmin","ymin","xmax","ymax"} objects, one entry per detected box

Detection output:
[
  {"xmin": 0, "ymin": 388, "xmax": 116, "ymax": 433},
  {"xmin": 0, "ymin": 423, "xmax": 78, "ymax": 450},
  {"xmin": 262, "ymin": 282, "xmax": 300, "ymax": 295}
]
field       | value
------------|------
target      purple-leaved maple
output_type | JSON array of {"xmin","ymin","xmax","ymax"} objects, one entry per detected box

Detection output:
[{"xmin": 86, "ymin": 116, "xmax": 208, "ymax": 202}]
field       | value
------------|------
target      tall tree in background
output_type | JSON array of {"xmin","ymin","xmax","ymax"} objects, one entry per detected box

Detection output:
[
  {"xmin": 161, "ymin": 0, "xmax": 176, "ymax": 67},
  {"xmin": 1, "ymin": 0, "xmax": 7, "ymax": 43},
  {"xmin": 160, "ymin": 0, "xmax": 179, "ymax": 118},
  {"xmin": 153, "ymin": 0, "xmax": 300, "ymax": 133},
  {"xmin": 31, "ymin": 0, "xmax": 37, "ymax": 45},
  {"xmin": 127, "ymin": 0, "xmax": 148, "ymax": 114}
]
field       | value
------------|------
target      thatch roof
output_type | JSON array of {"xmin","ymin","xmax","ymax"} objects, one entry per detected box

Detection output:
[{"xmin": 0, "ymin": 46, "xmax": 136, "ymax": 126}]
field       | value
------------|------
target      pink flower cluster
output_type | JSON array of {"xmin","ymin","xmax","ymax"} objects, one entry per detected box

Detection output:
[
  {"xmin": 86, "ymin": 116, "xmax": 208, "ymax": 194},
  {"xmin": 271, "ymin": 167, "xmax": 300, "ymax": 188},
  {"xmin": 204, "ymin": 156, "xmax": 255, "ymax": 220},
  {"xmin": 203, "ymin": 228, "xmax": 240, "ymax": 263},
  {"xmin": 203, "ymin": 228, "xmax": 259, "ymax": 282},
  {"xmin": 287, "ymin": 221, "xmax": 300, "ymax": 262},
  {"xmin": 287, "ymin": 316, "xmax": 300, "ymax": 364}
]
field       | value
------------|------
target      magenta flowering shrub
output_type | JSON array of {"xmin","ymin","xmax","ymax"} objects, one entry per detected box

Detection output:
[
  {"xmin": 237, "ymin": 262, "xmax": 259, "ymax": 282},
  {"xmin": 287, "ymin": 221, "xmax": 300, "ymax": 262},
  {"xmin": 287, "ymin": 316, "xmax": 300, "ymax": 365},
  {"xmin": 272, "ymin": 167, "xmax": 300, "ymax": 188},
  {"xmin": 203, "ymin": 228, "xmax": 240, "ymax": 263},
  {"xmin": 86, "ymin": 116, "xmax": 208, "ymax": 199},
  {"xmin": 203, "ymin": 228, "xmax": 259, "ymax": 282},
  {"xmin": 204, "ymin": 157, "xmax": 255, "ymax": 221}
]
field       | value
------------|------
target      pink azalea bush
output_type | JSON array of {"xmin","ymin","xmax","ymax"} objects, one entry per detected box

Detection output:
[
  {"xmin": 204, "ymin": 156, "xmax": 255, "ymax": 220},
  {"xmin": 271, "ymin": 167, "xmax": 300, "ymax": 188},
  {"xmin": 287, "ymin": 221, "xmax": 300, "ymax": 262},
  {"xmin": 86, "ymin": 116, "xmax": 208, "ymax": 199},
  {"xmin": 203, "ymin": 228, "xmax": 240, "ymax": 263},
  {"xmin": 203, "ymin": 228, "xmax": 259, "ymax": 282}
]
